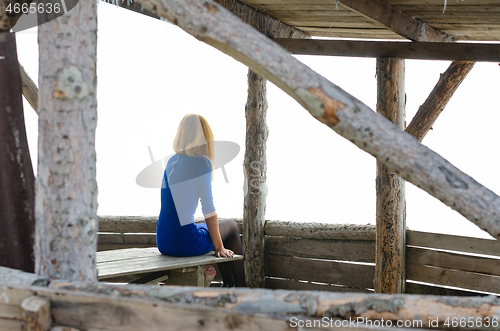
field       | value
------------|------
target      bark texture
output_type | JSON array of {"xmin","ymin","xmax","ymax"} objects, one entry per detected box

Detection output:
[
  {"xmin": 243, "ymin": 70, "xmax": 268, "ymax": 288},
  {"xmin": 405, "ymin": 61, "xmax": 475, "ymax": 141},
  {"xmin": 35, "ymin": 0, "xmax": 98, "ymax": 281},
  {"xmin": 132, "ymin": 0, "xmax": 500, "ymax": 238},
  {"xmin": 375, "ymin": 58, "xmax": 406, "ymax": 294},
  {"xmin": 0, "ymin": 32, "xmax": 36, "ymax": 273}
]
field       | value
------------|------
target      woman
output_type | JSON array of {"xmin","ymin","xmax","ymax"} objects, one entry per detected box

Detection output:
[{"xmin": 156, "ymin": 114, "xmax": 246, "ymax": 287}]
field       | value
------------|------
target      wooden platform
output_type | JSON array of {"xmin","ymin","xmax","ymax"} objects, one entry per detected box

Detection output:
[{"xmin": 97, "ymin": 247, "xmax": 243, "ymax": 286}]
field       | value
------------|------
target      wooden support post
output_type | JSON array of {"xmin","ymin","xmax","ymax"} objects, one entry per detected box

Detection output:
[
  {"xmin": 35, "ymin": 0, "xmax": 98, "ymax": 281},
  {"xmin": 21, "ymin": 296, "xmax": 52, "ymax": 331},
  {"xmin": 0, "ymin": 32, "xmax": 36, "ymax": 273},
  {"xmin": 19, "ymin": 63, "xmax": 39, "ymax": 114},
  {"xmin": 375, "ymin": 58, "xmax": 406, "ymax": 294},
  {"xmin": 243, "ymin": 70, "xmax": 268, "ymax": 288},
  {"xmin": 405, "ymin": 61, "xmax": 475, "ymax": 142}
]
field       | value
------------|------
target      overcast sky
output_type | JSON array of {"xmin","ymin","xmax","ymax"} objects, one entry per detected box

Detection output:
[{"xmin": 15, "ymin": 1, "xmax": 500, "ymax": 239}]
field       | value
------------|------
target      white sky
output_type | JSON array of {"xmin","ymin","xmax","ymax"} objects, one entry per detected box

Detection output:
[{"xmin": 15, "ymin": 1, "xmax": 500, "ymax": 239}]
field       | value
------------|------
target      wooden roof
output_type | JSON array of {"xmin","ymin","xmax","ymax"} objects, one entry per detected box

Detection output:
[{"xmin": 239, "ymin": 0, "xmax": 500, "ymax": 41}]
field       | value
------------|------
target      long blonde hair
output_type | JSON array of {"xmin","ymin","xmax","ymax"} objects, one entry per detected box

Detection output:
[{"xmin": 172, "ymin": 114, "xmax": 215, "ymax": 176}]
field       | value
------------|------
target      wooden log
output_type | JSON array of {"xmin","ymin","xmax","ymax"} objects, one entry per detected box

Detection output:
[
  {"xmin": 243, "ymin": 69, "xmax": 268, "ymax": 288},
  {"xmin": 132, "ymin": 0, "xmax": 500, "ymax": 239},
  {"xmin": 405, "ymin": 61, "xmax": 475, "ymax": 141},
  {"xmin": 265, "ymin": 254, "xmax": 375, "ymax": 289},
  {"xmin": 21, "ymin": 296, "xmax": 51, "ymax": 331},
  {"xmin": 265, "ymin": 221, "xmax": 376, "ymax": 240},
  {"xmin": 0, "ymin": 267, "xmax": 48, "ymax": 286},
  {"xmin": 375, "ymin": 58, "xmax": 406, "ymax": 294},
  {"xmin": 407, "ymin": 230, "xmax": 500, "ymax": 256},
  {"xmin": 19, "ymin": 63, "xmax": 39, "ymax": 114},
  {"xmin": 265, "ymin": 237, "xmax": 375, "ymax": 263},
  {"xmin": 0, "ymin": 32, "xmax": 36, "ymax": 273},
  {"xmin": 35, "ymin": 0, "xmax": 98, "ymax": 281},
  {"xmin": 272, "ymin": 39, "xmax": 500, "ymax": 62}
]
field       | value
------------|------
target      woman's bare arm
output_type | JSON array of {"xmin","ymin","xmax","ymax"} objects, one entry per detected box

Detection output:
[{"xmin": 206, "ymin": 214, "xmax": 234, "ymax": 258}]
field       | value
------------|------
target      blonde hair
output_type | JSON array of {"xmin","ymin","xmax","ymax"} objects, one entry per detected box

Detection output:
[{"xmin": 172, "ymin": 114, "xmax": 215, "ymax": 177}]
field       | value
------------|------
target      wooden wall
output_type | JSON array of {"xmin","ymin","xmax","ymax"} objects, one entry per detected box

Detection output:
[{"xmin": 97, "ymin": 216, "xmax": 500, "ymax": 296}]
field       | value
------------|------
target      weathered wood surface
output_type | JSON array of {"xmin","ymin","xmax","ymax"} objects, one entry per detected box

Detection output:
[
  {"xmin": 21, "ymin": 296, "xmax": 51, "ymax": 331},
  {"xmin": 0, "ymin": 32, "xmax": 36, "ymax": 273},
  {"xmin": 35, "ymin": 0, "xmax": 98, "ymax": 281},
  {"xmin": 0, "ymin": 267, "xmax": 48, "ymax": 286},
  {"xmin": 407, "ymin": 264, "xmax": 500, "ymax": 294},
  {"xmin": 338, "ymin": 0, "xmax": 453, "ymax": 42},
  {"xmin": 407, "ymin": 246, "xmax": 500, "ymax": 276},
  {"xmin": 265, "ymin": 255, "xmax": 375, "ymax": 289},
  {"xmin": 19, "ymin": 63, "xmax": 39, "ymax": 114},
  {"xmin": 272, "ymin": 39, "xmax": 500, "ymax": 62},
  {"xmin": 0, "ymin": 0, "xmax": 11, "ymax": 31},
  {"xmin": 133, "ymin": 0, "xmax": 500, "ymax": 238},
  {"xmin": 265, "ymin": 221, "xmax": 376, "ymax": 240},
  {"xmin": 265, "ymin": 237, "xmax": 375, "ymax": 263},
  {"xmin": 97, "ymin": 233, "xmax": 156, "ymax": 251},
  {"xmin": 243, "ymin": 69, "xmax": 268, "ymax": 288},
  {"xmin": 375, "ymin": 58, "xmax": 406, "ymax": 294},
  {"xmin": 405, "ymin": 282, "xmax": 490, "ymax": 297},
  {"xmin": 265, "ymin": 278, "xmax": 372, "ymax": 293},
  {"xmin": 405, "ymin": 61, "xmax": 475, "ymax": 141},
  {"xmin": 96, "ymin": 247, "xmax": 242, "ymax": 280},
  {"xmin": 407, "ymin": 231, "xmax": 500, "ymax": 257}
]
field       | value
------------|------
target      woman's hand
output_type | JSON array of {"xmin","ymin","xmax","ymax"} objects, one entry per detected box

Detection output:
[{"xmin": 215, "ymin": 246, "xmax": 234, "ymax": 258}]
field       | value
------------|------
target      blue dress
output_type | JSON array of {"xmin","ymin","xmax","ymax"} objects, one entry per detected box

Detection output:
[{"xmin": 156, "ymin": 154, "xmax": 216, "ymax": 256}]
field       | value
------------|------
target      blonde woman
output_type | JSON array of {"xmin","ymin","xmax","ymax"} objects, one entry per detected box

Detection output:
[{"xmin": 156, "ymin": 114, "xmax": 246, "ymax": 287}]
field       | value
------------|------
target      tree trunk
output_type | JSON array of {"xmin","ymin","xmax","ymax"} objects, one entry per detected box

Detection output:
[
  {"xmin": 35, "ymin": 0, "xmax": 98, "ymax": 281},
  {"xmin": 133, "ymin": 0, "xmax": 500, "ymax": 238},
  {"xmin": 405, "ymin": 61, "xmax": 475, "ymax": 141},
  {"xmin": 0, "ymin": 32, "xmax": 36, "ymax": 273},
  {"xmin": 243, "ymin": 69, "xmax": 268, "ymax": 288},
  {"xmin": 375, "ymin": 58, "xmax": 406, "ymax": 294}
]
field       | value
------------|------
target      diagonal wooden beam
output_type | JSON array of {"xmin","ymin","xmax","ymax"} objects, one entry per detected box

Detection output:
[
  {"xmin": 338, "ymin": 0, "xmax": 454, "ymax": 42},
  {"xmin": 19, "ymin": 63, "xmax": 38, "ymax": 114},
  {"xmin": 405, "ymin": 61, "xmax": 475, "ymax": 141}
]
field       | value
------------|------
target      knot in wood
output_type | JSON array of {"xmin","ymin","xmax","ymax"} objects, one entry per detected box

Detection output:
[{"xmin": 53, "ymin": 65, "xmax": 90, "ymax": 100}]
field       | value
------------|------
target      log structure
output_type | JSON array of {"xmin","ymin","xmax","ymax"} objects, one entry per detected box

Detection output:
[
  {"xmin": 405, "ymin": 61, "xmax": 475, "ymax": 141},
  {"xmin": 243, "ymin": 70, "xmax": 268, "ymax": 288},
  {"xmin": 19, "ymin": 63, "xmax": 39, "ymax": 114},
  {"xmin": 375, "ymin": 58, "xmax": 406, "ymax": 294},
  {"xmin": 0, "ymin": 32, "xmax": 36, "ymax": 273},
  {"xmin": 133, "ymin": 0, "xmax": 500, "ymax": 239},
  {"xmin": 35, "ymin": 0, "xmax": 98, "ymax": 281}
]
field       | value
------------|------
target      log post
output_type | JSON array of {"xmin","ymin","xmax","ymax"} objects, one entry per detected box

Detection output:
[
  {"xmin": 0, "ymin": 32, "xmax": 36, "ymax": 273},
  {"xmin": 35, "ymin": 0, "xmax": 98, "ymax": 281},
  {"xmin": 375, "ymin": 58, "xmax": 406, "ymax": 294},
  {"xmin": 21, "ymin": 296, "xmax": 52, "ymax": 331},
  {"xmin": 243, "ymin": 70, "xmax": 268, "ymax": 288}
]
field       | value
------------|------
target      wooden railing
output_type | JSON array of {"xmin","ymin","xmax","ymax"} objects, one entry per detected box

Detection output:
[{"xmin": 97, "ymin": 216, "xmax": 500, "ymax": 296}]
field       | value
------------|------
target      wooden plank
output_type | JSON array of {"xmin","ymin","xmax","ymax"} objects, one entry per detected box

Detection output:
[
  {"xmin": 265, "ymin": 277, "xmax": 372, "ymax": 293},
  {"xmin": 405, "ymin": 282, "xmax": 491, "ymax": 297},
  {"xmin": 97, "ymin": 250, "xmax": 242, "ymax": 279},
  {"xmin": 407, "ymin": 230, "xmax": 500, "ymax": 256},
  {"xmin": 265, "ymin": 221, "xmax": 376, "ymax": 240},
  {"xmin": 273, "ymin": 39, "xmax": 500, "ymax": 62},
  {"xmin": 96, "ymin": 247, "xmax": 160, "ymax": 263},
  {"xmin": 295, "ymin": 27, "xmax": 405, "ymax": 39},
  {"xmin": 407, "ymin": 246, "xmax": 500, "ymax": 276},
  {"xmin": 407, "ymin": 264, "xmax": 500, "ymax": 294},
  {"xmin": 265, "ymin": 237, "xmax": 375, "ymax": 262},
  {"xmin": 0, "ymin": 304, "xmax": 22, "ymax": 319},
  {"xmin": 265, "ymin": 254, "xmax": 375, "ymax": 289},
  {"xmin": 19, "ymin": 63, "xmax": 38, "ymax": 114},
  {"xmin": 21, "ymin": 296, "xmax": 52, "ymax": 331},
  {"xmin": 0, "ymin": 267, "xmax": 48, "ymax": 286},
  {"xmin": 97, "ymin": 233, "xmax": 156, "ymax": 250},
  {"xmin": 375, "ymin": 57, "xmax": 406, "ymax": 294},
  {"xmin": 0, "ymin": 319, "xmax": 22, "ymax": 331}
]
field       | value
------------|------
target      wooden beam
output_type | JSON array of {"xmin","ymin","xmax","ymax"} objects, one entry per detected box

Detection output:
[
  {"xmin": 0, "ymin": 32, "xmax": 36, "ymax": 273},
  {"xmin": 19, "ymin": 63, "xmax": 38, "ymax": 114},
  {"xmin": 35, "ymin": 0, "xmax": 98, "ymax": 282},
  {"xmin": 375, "ymin": 58, "xmax": 406, "ymax": 294},
  {"xmin": 133, "ymin": 0, "xmax": 500, "ymax": 238},
  {"xmin": 405, "ymin": 61, "xmax": 475, "ymax": 141},
  {"xmin": 338, "ymin": 0, "xmax": 453, "ymax": 42},
  {"xmin": 21, "ymin": 296, "xmax": 51, "ymax": 331},
  {"xmin": 272, "ymin": 39, "xmax": 500, "ymax": 62},
  {"xmin": 243, "ymin": 69, "xmax": 268, "ymax": 288}
]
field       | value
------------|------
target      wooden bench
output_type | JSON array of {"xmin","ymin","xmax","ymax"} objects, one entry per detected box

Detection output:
[{"xmin": 97, "ymin": 247, "xmax": 243, "ymax": 287}]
